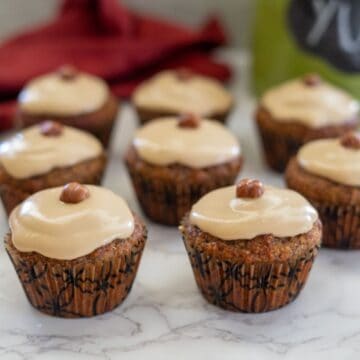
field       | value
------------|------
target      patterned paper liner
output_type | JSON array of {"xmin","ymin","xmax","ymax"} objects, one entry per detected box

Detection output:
[
  {"xmin": 0, "ymin": 158, "xmax": 106, "ymax": 217},
  {"xmin": 256, "ymin": 124, "xmax": 302, "ymax": 173},
  {"xmin": 134, "ymin": 107, "xmax": 230, "ymax": 125},
  {"xmin": 313, "ymin": 202, "xmax": 360, "ymax": 249},
  {"xmin": 183, "ymin": 236, "xmax": 319, "ymax": 313},
  {"xmin": 4, "ymin": 233, "xmax": 146, "ymax": 318},
  {"xmin": 126, "ymin": 164, "xmax": 240, "ymax": 226},
  {"xmin": 91, "ymin": 119, "xmax": 116, "ymax": 148}
]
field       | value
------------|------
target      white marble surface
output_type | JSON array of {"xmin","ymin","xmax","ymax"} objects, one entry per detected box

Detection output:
[{"xmin": 1, "ymin": 52, "xmax": 360, "ymax": 360}]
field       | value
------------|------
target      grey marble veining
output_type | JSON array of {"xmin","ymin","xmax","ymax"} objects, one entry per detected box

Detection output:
[{"xmin": 0, "ymin": 51, "xmax": 359, "ymax": 360}]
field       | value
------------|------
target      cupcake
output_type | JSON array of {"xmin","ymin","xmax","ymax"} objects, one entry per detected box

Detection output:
[
  {"xmin": 256, "ymin": 74, "xmax": 359, "ymax": 172},
  {"xmin": 180, "ymin": 179, "xmax": 321, "ymax": 313},
  {"xmin": 286, "ymin": 132, "xmax": 360, "ymax": 249},
  {"xmin": 125, "ymin": 114, "xmax": 243, "ymax": 226},
  {"xmin": 16, "ymin": 66, "xmax": 119, "ymax": 147},
  {"xmin": 0, "ymin": 121, "xmax": 106, "ymax": 215},
  {"xmin": 132, "ymin": 69, "xmax": 233, "ymax": 124},
  {"xmin": 5, "ymin": 183, "xmax": 147, "ymax": 318}
]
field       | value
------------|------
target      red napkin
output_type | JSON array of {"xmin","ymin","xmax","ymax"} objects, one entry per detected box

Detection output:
[{"xmin": 0, "ymin": 0, "xmax": 231, "ymax": 132}]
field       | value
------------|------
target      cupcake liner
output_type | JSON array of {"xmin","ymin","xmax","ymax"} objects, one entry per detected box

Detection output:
[
  {"xmin": 126, "ymin": 165, "xmax": 240, "ymax": 226},
  {"xmin": 0, "ymin": 157, "xmax": 106, "ymax": 217},
  {"xmin": 0, "ymin": 184, "xmax": 29, "ymax": 216},
  {"xmin": 256, "ymin": 123, "xmax": 302, "ymax": 173},
  {"xmin": 4, "ymin": 234, "xmax": 146, "ymax": 318},
  {"xmin": 313, "ymin": 202, "xmax": 360, "ymax": 249},
  {"xmin": 256, "ymin": 108, "xmax": 358, "ymax": 173},
  {"xmin": 183, "ymin": 236, "xmax": 319, "ymax": 313},
  {"xmin": 134, "ymin": 107, "xmax": 230, "ymax": 125},
  {"xmin": 91, "ymin": 118, "xmax": 116, "ymax": 148}
]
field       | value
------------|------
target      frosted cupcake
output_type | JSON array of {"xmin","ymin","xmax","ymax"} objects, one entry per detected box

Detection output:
[
  {"xmin": 5, "ymin": 183, "xmax": 147, "ymax": 318},
  {"xmin": 256, "ymin": 74, "xmax": 359, "ymax": 172},
  {"xmin": 125, "ymin": 114, "xmax": 243, "ymax": 225},
  {"xmin": 17, "ymin": 66, "xmax": 119, "ymax": 147},
  {"xmin": 0, "ymin": 121, "xmax": 106, "ymax": 215},
  {"xmin": 180, "ymin": 179, "xmax": 321, "ymax": 312},
  {"xmin": 132, "ymin": 69, "xmax": 233, "ymax": 124},
  {"xmin": 286, "ymin": 132, "xmax": 360, "ymax": 249}
]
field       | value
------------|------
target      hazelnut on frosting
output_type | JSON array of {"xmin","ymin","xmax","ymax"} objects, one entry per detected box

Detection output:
[
  {"xmin": 9, "ymin": 185, "xmax": 135, "ymax": 260},
  {"xmin": 60, "ymin": 182, "xmax": 90, "ymax": 204},
  {"xmin": 298, "ymin": 133, "xmax": 360, "ymax": 186},
  {"xmin": 133, "ymin": 116, "xmax": 241, "ymax": 168},
  {"xmin": 132, "ymin": 70, "xmax": 233, "ymax": 116},
  {"xmin": 18, "ymin": 66, "xmax": 109, "ymax": 116},
  {"xmin": 261, "ymin": 75, "xmax": 359, "ymax": 128},
  {"xmin": 190, "ymin": 182, "xmax": 318, "ymax": 240},
  {"xmin": 39, "ymin": 120, "xmax": 64, "ymax": 136},
  {"xmin": 0, "ymin": 122, "xmax": 103, "ymax": 179}
]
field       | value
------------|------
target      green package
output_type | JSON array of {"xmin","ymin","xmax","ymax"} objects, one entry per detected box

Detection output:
[{"xmin": 253, "ymin": 0, "xmax": 360, "ymax": 98}]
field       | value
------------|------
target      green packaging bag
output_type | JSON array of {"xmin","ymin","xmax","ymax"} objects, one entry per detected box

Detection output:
[{"xmin": 253, "ymin": 0, "xmax": 360, "ymax": 98}]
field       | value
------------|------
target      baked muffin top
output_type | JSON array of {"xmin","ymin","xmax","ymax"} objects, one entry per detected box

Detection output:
[
  {"xmin": 18, "ymin": 66, "xmax": 109, "ymax": 116},
  {"xmin": 189, "ymin": 179, "xmax": 318, "ymax": 240},
  {"xmin": 261, "ymin": 74, "xmax": 359, "ymax": 128},
  {"xmin": 297, "ymin": 132, "xmax": 360, "ymax": 186},
  {"xmin": 132, "ymin": 70, "xmax": 233, "ymax": 116},
  {"xmin": 0, "ymin": 121, "xmax": 103, "ymax": 179},
  {"xmin": 132, "ymin": 114, "xmax": 241, "ymax": 168},
  {"xmin": 9, "ymin": 183, "xmax": 134, "ymax": 260}
]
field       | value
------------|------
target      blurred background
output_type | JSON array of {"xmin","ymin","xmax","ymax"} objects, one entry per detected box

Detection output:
[{"xmin": 0, "ymin": 0, "xmax": 254, "ymax": 48}]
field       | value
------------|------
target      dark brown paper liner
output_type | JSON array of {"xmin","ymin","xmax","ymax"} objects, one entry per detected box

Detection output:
[
  {"xmin": 0, "ymin": 157, "xmax": 106, "ymax": 217},
  {"xmin": 134, "ymin": 106, "xmax": 230, "ymax": 125},
  {"xmin": 255, "ymin": 108, "xmax": 358, "ymax": 173},
  {"xmin": 4, "ymin": 234, "xmax": 146, "ymax": 318},
  {"xmin": 126, "ymin": 164, "xmax": 240, "ymax": 226},
  {"xmin": 183, "ymin": 236, "xmax": 319, "ymax": 313},
  {"xmin": 256, "ymin": 124, "xmax": 303, "ymax": 173},
  {"xmin": 312, "ymin": 202, "xmax": 360, "ymax": 249},
  {"xmin": 90, "ymin": 118, "xmax": 116, "ymax": 148},
  {"xmin": 0, "ymin": 185, "xmax": 29, "ymax": 216},
  {"xmin": 16, "ymin": 95, "xmax": 119, "ymax": 148}
]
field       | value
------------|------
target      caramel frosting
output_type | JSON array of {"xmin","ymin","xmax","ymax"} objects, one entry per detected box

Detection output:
[
  {"xmin": 261, "ymin": 77, "xmax": 359, "ymax": 128},
  {"xmin": 0, "ymin": 124, "xmax": 103, "ymax": 179},
  {"xmin": 9, "ymin": 186, "xmax": 135, "ymax": 260},
  {"xmin": 298, "ymin": 138, "xmax": 360, "ymax": 186},
  {"xmin": 132, "ymin": 70, "xmax": 233, "ymax": 116},
  {"xmin": 18, "ymin": 71, "xmax": 109, "ymax": 116},
  {"xmin": 190, "ymin": 185, "xmax": 318, "ymax": 240},
  {"xmin": 133, "ymin": 117, "xmax": 241, "ymax": 168}
]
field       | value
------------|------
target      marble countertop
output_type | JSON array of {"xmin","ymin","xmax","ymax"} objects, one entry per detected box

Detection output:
[{"xmin": 1, "ymin": 51, "xmax": 360, "ymax": 360}]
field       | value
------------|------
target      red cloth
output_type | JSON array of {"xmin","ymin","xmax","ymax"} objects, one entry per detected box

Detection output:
[{"xmin": 0, "ymin": 0, "xmax": 231, "ymax": 132}]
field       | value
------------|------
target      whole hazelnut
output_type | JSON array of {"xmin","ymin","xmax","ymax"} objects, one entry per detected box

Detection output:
[
  {"xmin": 303, "ymin": 73, "xmax": 322, "ymax": 87},
  {"xmin": 176, "ymin": 68, "xmax": 193, "ymax": 81},
  {"xmin": 58, "ymin": 65, "xmax": 78, "ymax": 80},
  {"xmin": 178, "ymin": 113, "xmax": 201, "ymax": 128},
  {"xmin": 39, "ymin": 121, "xmax": 63, "ymax": 137},
  {"xmin": 340, "ymin": 132, "xmax": 360, "ymax": 150},
  {"xmin": 236, "ymin": 179, "xmax": 264, "ymax": 199},
  {"xmin": 60, "ymin": 183, "xmax": 90, "ymax": 204}
]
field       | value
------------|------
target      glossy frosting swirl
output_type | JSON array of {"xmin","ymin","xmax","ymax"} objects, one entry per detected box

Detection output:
[
  {"xmin": 0, "ymin": 124, "xmax": 103, "ymax": 179},
  {"xmin": 261, "ymin": 78, "xmax": 359, "ymax": 128},
  {"xmin": 9, "ymin": 186, "xmax": 135, "ymax": 260},
  {"xmin": 132, "ymin": 70, "xmax": 233, "ymax": 115},
  {"xmin": 133, "ymin": 117, "xmax": 241, "ymax": 168},
  {"xmin": 18, "ymin": 72, "xmax": 109, "ymax": 116},
  {"xmin": 298, "ymin": 138, "xmax": 360, "ymax": 186},
  {"xmin": 190, "ymin": 185, "xmax": 318, "ymax": 240}
]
